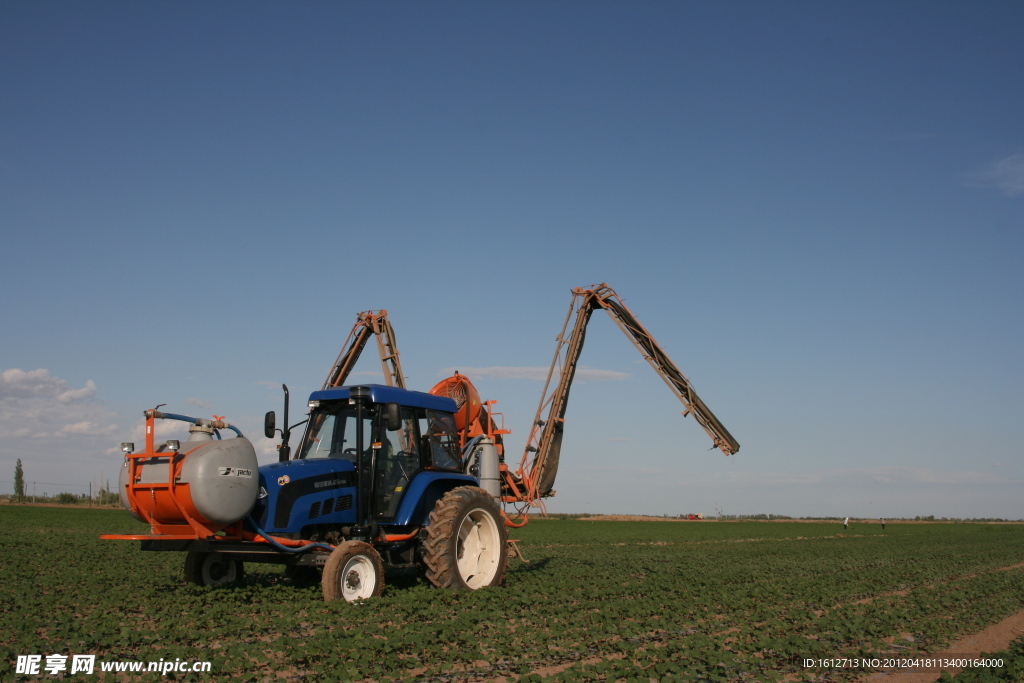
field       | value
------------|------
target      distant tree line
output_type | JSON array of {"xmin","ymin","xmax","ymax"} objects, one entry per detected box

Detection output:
[{"xmin": 6, "ymin": 460, "xmax": 120, "ymax": 505}]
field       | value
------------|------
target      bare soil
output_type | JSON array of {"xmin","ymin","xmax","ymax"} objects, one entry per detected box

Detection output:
[{"xmin": 862, "ymin": 608, "xmax": 1024, "ymax": 683}]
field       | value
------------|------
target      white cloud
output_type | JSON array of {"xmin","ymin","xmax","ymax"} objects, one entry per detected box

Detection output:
[
  {"xmin": 0, "ymin": 368, "xmax": 117, "ymax": 441},
  {"xmin": 0, "ymin": 368, "xmax": 97, "ymax": 403},
  {"xmin": 185, "ymin": 397, "xmax": 212, "ymax": 410},
  {"xmin": 254, "ymin": 435, "xmax": 280, "ymax": 457},
  {"xmin": 439, "ymin": 366, "xmax": 630, "ymax": 381},
  {"xmin": 0, "ymin": 369, "xmax": 121, "ymax": 494},
  {"xmin": 127, "ymin": 418, "xmax": 197, "ymax": 443},
  {"xmin": 58, "ymin": 421, "xmax": 118, "ymax": 436},
  {"xmin": 971, "ymin": 154, "xmax": 1024, "ymax": 196}
]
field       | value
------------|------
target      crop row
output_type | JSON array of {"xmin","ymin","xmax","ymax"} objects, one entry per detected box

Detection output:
[{"xmin": 1, "ymin": 507, "xmax": 1023, "ymax": 681}]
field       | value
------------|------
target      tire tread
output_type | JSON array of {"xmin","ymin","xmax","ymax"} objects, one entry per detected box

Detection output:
[{"xmin": 423, "ymin": 486, "xmax": 507, "ymax": 590}]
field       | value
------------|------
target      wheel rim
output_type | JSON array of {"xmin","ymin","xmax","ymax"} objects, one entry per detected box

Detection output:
[
  {"xmin": 340, "ymin": 555, "xmax": 377, "ymax": 601},
  {"xmin": 456, "ymin": 508, "xmax": 501, "ymax": 589},
  {"xmin": 201, "ymin": 553, "xmax": 237, "ymax": 586}
]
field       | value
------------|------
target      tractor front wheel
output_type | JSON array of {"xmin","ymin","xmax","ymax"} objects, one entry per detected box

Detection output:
[
  {"xmin": 423, "ymin": 486, "xmax": 507, "ymax": 590},
  {"xmin": 322, "ymin": 541, "xmax": 385, "ymax": 602},
  {"xmin": 184, "ymin": 551, "xmax": 244, "ymax": 587}
]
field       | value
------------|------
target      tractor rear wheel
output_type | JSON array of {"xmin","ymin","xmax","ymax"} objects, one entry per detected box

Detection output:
[
  {"xmin": 322, "ymin": 541, "xmax": 385, "ymax": 602},
  {"xmin": 184, "ymin": 551, "xmax": 244, "ymax": 587},
  {"xmin": 423, "ymin": 486, "xmax": 507, "ymax": 590}
]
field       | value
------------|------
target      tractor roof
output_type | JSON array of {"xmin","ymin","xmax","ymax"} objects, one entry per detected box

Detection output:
[{"xmin": 308, "ymin": 384, "xmax": 457, "ymax": 412}]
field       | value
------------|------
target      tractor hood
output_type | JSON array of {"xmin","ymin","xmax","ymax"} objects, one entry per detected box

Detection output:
[{"xmin": 252, "ymin": 459, "xmax": 358, "ymax": 533}]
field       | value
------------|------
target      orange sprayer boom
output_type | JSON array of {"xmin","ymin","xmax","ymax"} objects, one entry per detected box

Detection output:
[
  {"xmin": 323, "ymin": 310, "xmax": 405, "ymax": 390},
  {"xmin": 427, "ymin": 284, "xmax": 740, "ymax": 515},
  {"xmin": 515, "ymin": 283, "xmax": 740, "ymax": 506}
]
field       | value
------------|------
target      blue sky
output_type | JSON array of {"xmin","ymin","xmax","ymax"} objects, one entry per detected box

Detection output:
[{"xmin": 2, "ymin": 2, "xmax": 1022, "ymax": 518}]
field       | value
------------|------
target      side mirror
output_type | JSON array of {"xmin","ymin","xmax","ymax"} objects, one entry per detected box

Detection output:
[
  {"xmin": 264, "ymin": 411, "xmax": 276, "ymax": 439},
  {"xmin": 385, "ymin": 403, "xmax": 401, "ymax": 432}
]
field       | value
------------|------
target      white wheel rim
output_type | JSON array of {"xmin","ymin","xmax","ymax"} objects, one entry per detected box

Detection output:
[
  {"xmin": 340, "ymin": 555, "xmax": 377, "ymax": 601},
  {"xmin": 201, "ymin": 553, "xmax": 237, "ymax": 585},
  {"xmin": 456, "ymin": 508, "xmax": 500, "ymax": 589}
]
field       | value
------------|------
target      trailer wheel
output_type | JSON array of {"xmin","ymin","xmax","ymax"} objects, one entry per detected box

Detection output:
[
  {"xmin": 423, "ymin": 486, "xmax": 507, "ymax": 590},
  {"xmin": 322, "ymin": 541, "xmax": 384, "ymax": 602},
  {"xmin": 184, "ymin": 551, "xmax": 244, "ymax": 587}
]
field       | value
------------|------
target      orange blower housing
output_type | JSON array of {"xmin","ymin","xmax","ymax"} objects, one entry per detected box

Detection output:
[{"xmin": 429, "ymin": 373, "xmax": 509, "ymax": 454}]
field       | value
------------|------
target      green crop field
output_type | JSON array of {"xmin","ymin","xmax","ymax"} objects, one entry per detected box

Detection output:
[{"xmin": 2, "ymin": 506, "xmax": 1024, "ymax": 682}]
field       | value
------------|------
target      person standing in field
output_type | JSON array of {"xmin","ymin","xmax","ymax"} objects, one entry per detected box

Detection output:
[
  {"xmin": 881, "ymin": 518, "xmax": 885, "ymax": 530},
  {"xmin": 844, "ymin": 517, "xmax": 849, "ymax": 530}
]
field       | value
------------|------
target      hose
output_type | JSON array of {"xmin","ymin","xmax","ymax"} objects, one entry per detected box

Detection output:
[
  {"xmin": 461, "ymin": 435, "xmax": 485, "ymax": 468},
  {"xmin": 155, "ymin": 411, "xmax": 204, "ymax": 424},
  {"xmin": 149, "ymin": 411, "xmax": 244, "ymax": 437},
  {"xmin": 244, "ymin": 516, "xmax": 335, "ymax": 554}
]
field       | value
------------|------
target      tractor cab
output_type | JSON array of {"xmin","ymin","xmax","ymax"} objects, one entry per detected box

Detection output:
[{"xmin": 258, "ymin": 385, "xmax": 476, "ymax": 542}]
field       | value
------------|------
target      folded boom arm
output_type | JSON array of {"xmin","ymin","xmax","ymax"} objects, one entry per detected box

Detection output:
[
  {"xmin": 323, "ymin": 310, "xmax": 406, "ymax": 390},
  {"xmin": 512, "ymin": 284, "xmax": 739, "ymax": 505}
]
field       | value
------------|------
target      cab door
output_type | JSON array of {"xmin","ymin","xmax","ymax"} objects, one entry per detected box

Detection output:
[{"xmin": 373, "ymin": 406, "xmax": 422, "ymax": 522}]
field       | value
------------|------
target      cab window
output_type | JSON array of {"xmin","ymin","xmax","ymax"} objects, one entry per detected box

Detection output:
[
  {"xmin": 298, "ymin": 406, "xmax": 371, "ymax": 461},
  {"xmin": 419, "ymin": 410, "xmax": 461, "ymax": 470}
]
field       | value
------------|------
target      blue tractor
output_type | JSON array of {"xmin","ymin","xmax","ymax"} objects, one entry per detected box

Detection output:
[
  {"xmin": 109, "ymin": 310, "xmax": 508, "ymax": 602},
  {"xmin": 112, "ymin": 381, "xmax": 507, "ymax": 603},
  {"xmin": 257, "ymin": 382, "xmax": 507, "ymax": 600}
]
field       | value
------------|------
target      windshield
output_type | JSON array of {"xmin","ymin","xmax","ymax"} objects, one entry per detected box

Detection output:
[{"xmin": 298, "ymin": 405, "xmax": 371, "ymax": 461}]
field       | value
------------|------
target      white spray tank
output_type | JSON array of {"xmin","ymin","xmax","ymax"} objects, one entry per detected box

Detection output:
[
  {"xmin": 119, "ymin": 422, "xmax": 217, "ymax": 521},
  {"xmin": 118, "ymin": 414, "xmax": 258, "ymax": 529},
  {"xmin": 465, "ymin": 436, "xmax": 501, "ymax": 499}
]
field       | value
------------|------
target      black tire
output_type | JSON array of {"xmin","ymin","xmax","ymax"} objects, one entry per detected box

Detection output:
[
  {"xmin": 423, "ymin": 486, "xmax": 507, "ymax": 590},
  {"xmin": 184, "ymin": 551, "xmax": 244, "ymax": 587},
  {"xmin": 322, "ymin": 541, "xmax": 385, "ymax": 602}
]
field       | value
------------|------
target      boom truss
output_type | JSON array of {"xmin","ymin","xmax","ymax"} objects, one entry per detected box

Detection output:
[
  {"xmin": 323, "ymin": 310, "xmax": 406, "ymax": 390},
  {"xmin": 508, "ymin": 284, "xmax": 740, "ymax": 506}
]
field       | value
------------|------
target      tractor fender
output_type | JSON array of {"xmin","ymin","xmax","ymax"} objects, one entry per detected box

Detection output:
[{"xmin": 393, "ymin": 471, "xmax": 478, "ymax": 527}]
